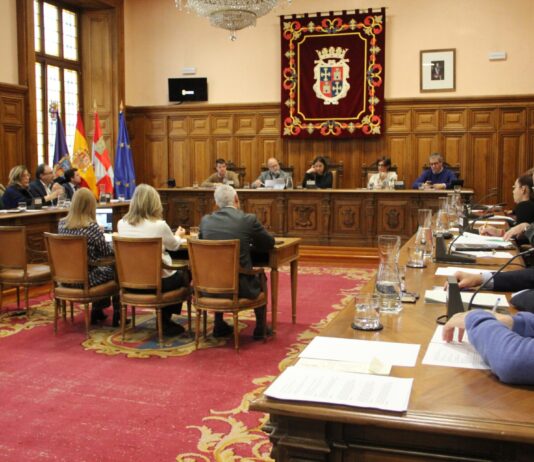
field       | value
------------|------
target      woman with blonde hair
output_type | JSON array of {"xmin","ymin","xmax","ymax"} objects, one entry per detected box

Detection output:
[
  {"xmin": 58, "ymin": 188, "xmax": 119, "ymax": 325},
  {"xmin": 2, "ymin": 165, "xmax": 34, "ymax": 209},
  {"xmin": 117, "ymin": 184, "xmax": 188, "ymax": 336}
]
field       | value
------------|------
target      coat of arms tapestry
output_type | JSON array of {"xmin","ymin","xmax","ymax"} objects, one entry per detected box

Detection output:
[{"xmin": 280, "ymin": 9, "xmax": 386, "ymax": 138}]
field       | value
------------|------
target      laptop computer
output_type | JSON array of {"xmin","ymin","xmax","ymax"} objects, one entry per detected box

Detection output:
[{"xmin": 96, "ymin": 207, "xmax": 113, "ymax": 233}]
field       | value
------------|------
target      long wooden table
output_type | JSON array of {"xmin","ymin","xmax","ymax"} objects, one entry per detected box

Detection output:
[
  {"xmin": 251, "ymin": 239, "xmax": 534, "ymax": 461},
  {"xmin": 159, "ymin": 188, "xmax": 474, "ymax": 246}
]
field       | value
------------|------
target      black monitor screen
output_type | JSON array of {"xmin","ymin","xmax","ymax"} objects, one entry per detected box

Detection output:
[{"xmin": 168, "ymin": 78, "xmax": 208, "ymax": 102}]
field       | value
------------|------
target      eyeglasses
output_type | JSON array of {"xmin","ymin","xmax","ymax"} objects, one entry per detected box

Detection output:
[
  {"xmin": 378, "ymin": 163, "xmax": 385, "ymax": 167},
  {"xmin": 429, "ymin": 162, "xmax": 441, "ymax": 166}
]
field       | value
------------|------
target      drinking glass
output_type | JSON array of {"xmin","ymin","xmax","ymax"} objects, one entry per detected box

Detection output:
[
  {"xmin": 17, "ymin": 201, "xmax": 27, "ymax": 211},
  {"xmin": 375, "ymin": 235, "xmax": 403, "ymax": 314},
  {"xmin": 189, "ymin": 226, "xmax": 199, "ymax": 238},
  {"xmin": 351, "ymin": 293, "xmax": 382, "ymax": 331}
]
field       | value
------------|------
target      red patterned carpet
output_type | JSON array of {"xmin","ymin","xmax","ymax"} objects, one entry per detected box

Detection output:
[{"xmin": 0, "ymin": 266, "xmax": 373, "ymax": 461}]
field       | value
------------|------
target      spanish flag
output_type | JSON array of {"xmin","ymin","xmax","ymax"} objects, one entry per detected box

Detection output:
[{"xmin": 72, "ymin": 112, "xmax": 98, "ymax": 197}]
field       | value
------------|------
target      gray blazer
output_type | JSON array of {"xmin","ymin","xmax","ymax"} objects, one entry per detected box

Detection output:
[
  {"xmin": 255, "ymin": 169, "xmax": 291, "ymax": 186},
  {"xmin": 199, "ymin": 207, "xmax": 275, "ymax": 299}
]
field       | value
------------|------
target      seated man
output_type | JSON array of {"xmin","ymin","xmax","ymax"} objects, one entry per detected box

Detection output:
[
  {"xmin": 412, "ymin": 153, "xmax": 457, "ymax": 190},
  {"xmin": 29, "ymin": 163, "xmax": 63, "ymax": 205},
  {"xmin": 199, "ymin": 184, "xmax": 274, "ymax": 339},
  {"xmin": 252, "ymin": 157, "xmax": 291, "ymax": 188},
  {"xmin": 201, "ymin": 158, "xmax": 240, "ymax": 188},
  {"xmin": 63, "ymin": 168, "xmax": 81, "ymax": 199}
]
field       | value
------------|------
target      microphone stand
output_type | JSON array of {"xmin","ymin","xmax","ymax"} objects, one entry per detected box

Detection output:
[{"xmin": 466, "ymin": 247, "xmax": 534, "ymax": 310}]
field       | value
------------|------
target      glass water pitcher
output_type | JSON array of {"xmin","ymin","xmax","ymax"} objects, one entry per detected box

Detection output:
[{"xmin": 375, "ymin": 235, "xmax": 403, "ymax": 314}]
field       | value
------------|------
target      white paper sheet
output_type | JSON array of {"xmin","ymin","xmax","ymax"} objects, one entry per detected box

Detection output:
[
  {"xmin": 299, "ymin": 336, "xmax": 420, "ymax": 367},
  {"xmin": 435, "ymin": 266, "xmax": 492, "ymax": 276},
  {"xmin": 264, "ymin": 365, "xmax": 413, "ymax": 412},
  {"xmin": 424, "ymin": 289, "xmax": 509, "ymax": 308},
  {"xmin": 422, "ymin": 325, "xmax": 490, "ymax": 370},
  {"xmin": 455, "ymin": 251, "xmax": 514, "ymax": 259},
  {"xmin": 452, "ymin": 232, "xmax": 514, "ymax": 250},
  {"xmin": 295, "ymin": 357, "xmax": 392, "ymax": 375}
]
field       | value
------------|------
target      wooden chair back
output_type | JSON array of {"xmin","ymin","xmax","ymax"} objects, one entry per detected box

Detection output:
[
  {"xmin": 226, "ymin": 161, "xmax": 247, "ymax": 185},
  {"xmin": 188, "ymin": 239, "xmax": 240, "ymax": 301},
  {"xmin": 44, "ymin": 233, "xmax": 89, "ymax": 288},
  {"xmin": 0, "ymin": 226, "xmax": 27, "ymax": 270},
  {"xmin": 113, "ymin": 236, "xmax": 162, "ymax": 294}
]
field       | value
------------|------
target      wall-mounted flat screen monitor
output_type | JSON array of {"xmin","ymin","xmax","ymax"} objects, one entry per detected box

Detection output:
[{"xmin": 168, "ymin": 77, "xmax": 208, "ymax": 102}]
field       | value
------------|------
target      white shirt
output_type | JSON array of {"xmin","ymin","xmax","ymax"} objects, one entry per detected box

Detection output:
[
  {"xmin": 117, "ymin": 218, "xmax": 186, "ymax": 278},
  {"xmin": 368, "ymin": 171, "xmax": 397, "ymax": 189}
]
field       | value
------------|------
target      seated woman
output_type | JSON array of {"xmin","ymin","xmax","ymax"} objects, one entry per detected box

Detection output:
[
  {"xmin": 480, "ymin": 174, "xmax": 534, "ymax": 237},
  {"xmin": 2, "ymin": 165, "xmax": 34, "ymax": 209},
  {"xmin": 368, "ymin": 157, "xmax": 397, "ymax": 189},
  {"xmin": 58, "ymin": 188, "xmax": 120, "ymax": 326},
  {"xmin": 117, "ymin": 184, "xmax": 188, "ymax": 336},
  {"xmin": 302, "ymin": 156, "xmax": 333, "ymax": 189},
  {"xmin": 443, "ymin": 310, "xmax": 534, "ymax": 385}
]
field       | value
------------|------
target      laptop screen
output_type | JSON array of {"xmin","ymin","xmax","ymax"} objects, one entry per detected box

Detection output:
[{"xmin": 96, "ymin": 207, "xmax": 113, "ymax": 232}]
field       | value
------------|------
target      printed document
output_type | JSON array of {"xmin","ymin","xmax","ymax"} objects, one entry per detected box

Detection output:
[
  {"xmin": 422, "ymin": 325, "xmax": 489, "ymax": 370},
  {"xmin": 265, "ymin": 365, "xmax": 413, "ymax": 412},
  {"xmin": 424, "ymin": 289, "xmax": 509, "ymax": 308}
]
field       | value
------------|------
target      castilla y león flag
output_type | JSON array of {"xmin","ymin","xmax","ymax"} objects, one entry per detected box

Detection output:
[{"xmin": 92, "ymin": 110, "xmax": 114, "ymax": 195}]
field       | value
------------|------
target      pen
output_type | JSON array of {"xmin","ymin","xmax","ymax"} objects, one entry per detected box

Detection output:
[{"xmin": 491, "ymin": 297, "xmax": 501, "ymax": 312}]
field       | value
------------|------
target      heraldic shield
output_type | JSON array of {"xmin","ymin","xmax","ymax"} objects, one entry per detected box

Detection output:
[{"xmin": 313, "ymin": 47, "xmax": 351, "ymax": 105}]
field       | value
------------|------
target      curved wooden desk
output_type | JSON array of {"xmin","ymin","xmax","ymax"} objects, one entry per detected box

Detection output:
[{"xmin": 251, "ymin": 239, "xmax": 534, "ymax": 461}]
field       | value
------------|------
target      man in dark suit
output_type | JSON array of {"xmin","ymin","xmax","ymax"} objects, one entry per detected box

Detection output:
[
  {"xmin": 63, "ymin": 168, "xmax": 81, "ymax": 200},
  {"xmin": 199, "ymin": 184, "xmax": 275, "ymax": 339},
  {"xmin": 29, "ymin": 164, "xmax": 63, "ymax": 206}
]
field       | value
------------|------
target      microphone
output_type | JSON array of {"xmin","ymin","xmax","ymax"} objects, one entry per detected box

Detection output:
[
  {"xmin": 466, "ymin": 246, "xmax": 534, "ymax": 310},
  {"xmin": 435, "ymin": 234, "xmax": 477, "ymax": 264},
  {"xmin": 436, "ymin": 275, "xmax": 465, "ymax": 324},
  {"xmin": 468, "ymin": 187, "xmax": 498, "ymax": 210},
  {"xmin": 464, "ymin": 212, "xmax": 495, "ymax": 235}
]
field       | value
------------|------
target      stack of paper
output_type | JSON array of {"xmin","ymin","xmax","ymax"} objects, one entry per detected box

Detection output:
[
  {"xmin": 424, "ymin": 289, "xmax": 509, "ymax": 308},
  {"xmin": 422, "ymin": 325, "xmax": 489, "ymax": 370},
  {"xmin": 452, "ymin": 232, "xmax": 514, "ymax": 250}
]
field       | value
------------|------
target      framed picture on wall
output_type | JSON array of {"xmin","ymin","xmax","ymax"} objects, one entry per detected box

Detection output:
[{"xmin": 420, "ymin": 49, "xmax": 456, "ymax": 92}]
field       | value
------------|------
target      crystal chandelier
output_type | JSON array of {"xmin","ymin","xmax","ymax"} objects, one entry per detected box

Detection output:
[{"xmin": 175, "ymin": 0, "xmax": 289, "ymax": 40}]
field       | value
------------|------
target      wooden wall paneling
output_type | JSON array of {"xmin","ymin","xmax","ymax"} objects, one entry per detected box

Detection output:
[
  {"xmin": 257, "ymin": 112, "xmax": 279, "ymax": 136},
  {"xmin": 469, "ymin": 108, "xmax": 497, "ymax": 131},
  {"xmin": 190, "ymin": 116, "xmax": 210, "ymax": 136},
  {"xmin": 413, "ymin": 109, "xmax": 439, "ymax": 132},
  {"xmin": 387, "ymin": 134, "xmax": 412, "ymax": 185},
  {"xmin": 468, "ymin": 133, "xmax": 497, "ymax": 201},
  {"xmin": 244, "ymin": 197, "xmax": 279, "ymax": 232},
  {"xmin": 234, "ymin": 113, "xmax": 257, "ymax": 136},
  {"xmin": 414, "ymin": 133, "xmax": 439, "ymax": 176},
  {"xmin": 169, "ymin": 138, "xmax": 189, "ymax": 186},
  {"xmin": 376, "ymin": 198, "xmax": 411, "ymax": 239},
  {"xmin": 212, "ymin": 136, "xmax": 233, "ymax": 162},
  {"xmin": 441, "ymin": 133, "xmax": 466, "ymax": 172},
  {"xmin": 500, "ymin": 108, "xmax": 526, "ymax": 131},
  {"xmin": 287, "ymin": 195, "xmax": 322, "ymax": 239},
  {"xmin": 145, "ymin": 135, "xmax": 168, "ymax": 188},
  {"xmin": 528, "ymin": 133, "xmax": 534, "ymax": 172},
  {"xmin": 126, "ymin": 113, "xmax": 146, "ymax": 184},
  {"xmin": 211, "ymin": 113, "xmax": 233, "ymax": 135},
  {"xmin": 191, "ymin": 137, "xmax": 211, "ymax": 185},
  {"xmin": 385, "ymin": 108, "xmax": 411, "ymax": 133},
  {"xmin": 441, "ymin": 108, "xmax": 468, "ymax": 131},
  {"xmin": 331, "ymin": 196, "xmax": 364, "ymax": 238},
  {"xmin": 1, "ymin": 126, "xmax": 25, "ymax": 184},
  {"xmin": 500, "ymin": 133, "xmax": 526, "ymax": 207},
  {"xmin": 0, "ymin": 85, "xmax": 26, "ymax": 184},
  {"xmin": 168, "ymin": 116, "xmax": 189, "ymax": 137},
  {"xmin": 235, "ymin": 137, "xmax": 256, "ymax": 183},
  {"xmin": 528, "ymin": 108, "xmax": 534, "ymax": 130},
  {"xmin": 257, "ymin": 136, "xmax": 282, "ymax": 170}
]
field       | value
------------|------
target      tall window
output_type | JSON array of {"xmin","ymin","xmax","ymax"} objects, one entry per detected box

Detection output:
[{"xmin": 34, "ymin": 0, "xmax": 81, "ymax": 165}]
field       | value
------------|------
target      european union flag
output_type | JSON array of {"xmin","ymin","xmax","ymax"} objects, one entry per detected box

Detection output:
[
  {"xmin": 114, "ymin": 110, "xmax": 136, "ymax": 199},
  {"xmin": 52, "ymin": 113, "xmax": 71, "ymax": 177}
]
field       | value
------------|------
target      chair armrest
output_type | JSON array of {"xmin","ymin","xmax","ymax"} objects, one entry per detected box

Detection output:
[
  {"xmin": 27, "ymin": 247, "xmax": 48, "ymax": 263},
  {"xmin": 89, "ymin": 256, "xmax": 115, "ymax": 267},
  {"xmin": 164, "ymin": 260, "xmax": 189, "ymax": 271}
]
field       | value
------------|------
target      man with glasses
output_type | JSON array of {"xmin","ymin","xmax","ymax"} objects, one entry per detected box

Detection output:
[
  {"xmin": 252, "ymin": 157, "xmax": 291, "ymax": 188},
  {"xmin": 29, "ymin": 163, "xmax": 64, "ymax": 206},
  {"xmin": 412, "ymin": 153, "xmax": 457, "ymax": 190}
]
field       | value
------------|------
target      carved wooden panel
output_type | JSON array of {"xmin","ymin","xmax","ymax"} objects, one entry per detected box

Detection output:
[
  {"xmin": 167, "ymin": 197, "xmax": 196, "ymax": 228},
  {"xmin": 190, "ymin": 116, "xmax": 210, "ymax": 135},
  {"xmin": 376, "ymin": 200, "xmax": 409, "ymax": 236},
  {"xmin": 1, "ymin": 125, "xmax": 24, "ymax": 183},
  {"xmin": 500, "ymin": 108, "xmax": 526, "ymax": 131},
  {"xmin": 332, "ymin": 199, "xmax": 363, "ymax": 233},
  {"xmin": 235, "ymin": 138, "xmax": 256, "ymax": 182},
  {"xmin": 168, "ymin": 117, "xmax": 188, "ymax": 137},
  {"xmin": 287, "ymin": 199, "xmax": 319, "ymax": 235},
  {"xmin": 0, "ymin": 96, "xmax": 24, "ymax": 124},
  {"xmin": 190, "ymin": 138, "xmax": 211, "ymax": 185},
  {"xmin": 258, "ymin": 114, "xmax": 279, "ymax": 135},
  {"xmin": 235, "ymin": 114, "xmax": 256, "ymax": 135},
  {"xmin": 169, "ymin": 138, "xmax": 189, "ymax": 186},
  {"xmin": 245, "ymin": 198, "xmax": 276, "ymax": 231},
  {"xmin": 414, "ymin": 134, "xmax": 439, "ymax": 171},
  {"xmin": 212, "ymin": 137, "xmax": 233, "ymax": 163},
  {"xmin": 385, "ymin": 109, "xmax": 411, "ymax": 132},
  {"xmin": 468, "ymin": 133, "xmax": 497, "ymax": 200},
  {"xmin": 529, "ymin": 108, "xmax": 534, "ymax": 130},
  {"xmin": 469, "ymin": 109, "xmax": 497, "ymax": 131},
  {"xmin": 500, "ymin": 133, "xmax": 526, "ymax": 206},
  {"xmin": 211, "ymin": 114, "xmax": 233, "ymax": 135},
  {"xmin": 387, "ymin": 135, "xmax": 412, "ymax": 182},
  {"xmin": 257, "ymin": 137, "xmax": 282, "ymax": 167},
  {"xmin": 414, "ymin": 109, "xmax": 439, "ymax": 132},
  {"xmin": 442, "ymin": 109, "xmax": 467, "ymax": 131}
]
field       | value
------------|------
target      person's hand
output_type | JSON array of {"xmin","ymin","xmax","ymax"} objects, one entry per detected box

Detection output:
[
  {"xmin": 442, "ymin": 311, "xmax": 469, "ymax": 342},
  {"xmin": 503, "ymin": 222, "xmax": 529, "ymax": 241},
  {"xmin": 479, "ymin": 224, "xmax": 503, "ymax": 237},
  {"xmin": 447, "ymin": 271, "xmax": 483, "ymax": 290},
  {"xmin": 252, "ymin": 179, "xmax": 262, "ymax": 188},
  {"xmin": 51, "ymin": 182, "xmax": 63, "ymax": 192},
  {"xmin": 175, "ymin": 226, "xmax": 186, "ymax": 238},
  {"xmin": 50, "ymin": 187, "xmax": 63, "ymax": 199},
  {"xmin": 433, "ymin": 183, "xmax": 446, "ymax": 190},
  {"xmin": 306, "ymin": 166, "xmax": 316, "ymax": 174}
]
